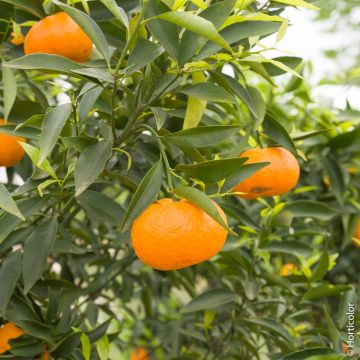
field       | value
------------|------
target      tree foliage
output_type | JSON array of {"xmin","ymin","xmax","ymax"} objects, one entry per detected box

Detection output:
[{"xmin": 0, "ymin": 0, "xmax": 359, "ymax": 359}]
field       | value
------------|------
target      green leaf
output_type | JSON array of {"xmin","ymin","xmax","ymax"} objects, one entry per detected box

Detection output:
[
  {"xmin": 157, "ymin": 12, "xmax": 232, "ymax": 52},
  {"xmin": 0, "ymin": 197, "xmax": 49, "ymax": 244},
  {"xmin": 77, "ymin": 190, "xmax": 124, "ymax": 225},
  {"xmin": 52, "ymin": 332, "xmax": 82, "ymax": 358},
  {"xmin": 283, "ymin": 201, "xmax": 338, "ymax": 221},
  {"xmin": 162, "ymin": 125, "xmax": 241, "ymax": 148},
  {"xmin": 183, "ymin": 72, "xmax": 207, "ymax": 129},
  {"xmin": 178, "ymin": 0, "xmax": 236, "ymax": 66},
  {"xmin": 183, "ymin": 97, "xmax": 207, "ymax": 129},
  {"xmin": 322, "ymin": 155, "xmax": 345, "ymax": 205},
  {"xmin": 311, "ymin": 251, "xmax": 330, "ymax": 282},
  {"xmin": 0, "ymin": 183, "xmax": 25, "ymax": 220},
  {"xmin": 281, "ymin": 348, "xmax": 335, "ymax": 360},
  {"xmin": 96, "ymin": 335, "xmax": 110, "ymax": 360},
  {"xmin": 244, "ymin": 317, "xmax": 291, "ymax": 343},
  {"xmin": 20, "ymin": 142, "xmax": 57, "ymax": 179},
  {"xmin": 195, "ymin": 21, "xmax": 281, "ymax": 60},
  {"xmin": 302, "ymin": 284, "xmax": 351, "ymax": 301},
  {"xmin": 262, "ymin": 56, "xmax": 302, "ymax": 76},
  {"xmin": 74, "ymin": 140, "xmax": 113, "ymax": 196},
  {"xmin": 4, "ymin": 54, "xmax": 83, "ymax": 73},
  {"xmin": 328, "ymin": 127, "xmax": 360, "ymax": 149},
  {"xmin": 220, "ymin": 162, "xmax": 270, "ymax": 192},
  {"xmin": 79, "ymin": 86, "xmax": 103, "ymax": 122},
  {"xmin": 3, "ymin": 67, "xmax": 17, "ymax": 120},
  {"xmin": 262, "ymin": 114, "xmax": 297, "ymax": 154},
  {"xmin": 273, "ymin": 0, "xmax": 320, "ymax": 10},
  {"xmin": 150, "ymin": 107, "xmax": 167, "ymax": 130},
  {"xmin": 53, "ymin": 0, "xmax": 111, "ymax": 63},
  {"xmin": 23, "ymin": 218, "xmax": 58, "ymax": 294},
  {"xmin": 264, "ymin": 241, "xmax": 312, "ymax": 258},
  {"xmin": 17, "ymin": 320, "xmax": 53, "ymax": 342},
  {"xmin": 98, "ymin": 0, "xmax": 129, "ymax": 28},
  {"xmin": 81, "ymin": 333, "xmax": 91, "ymax": 360},
  {"xmin": 0, "ymin": 0, "xmax": 45, "ymax": 17},
  {"xmin": 0, "ymin": 251, "xmax": 22, "ymax": 314},
  {"xmin": 174, "ymin": 185, "xmax": 229, "ymax": 231},
  {"xmin": 121, "ymin": 159, "xmax": 163, "ymax": 232},
  {"xmin": 179, "ymin": 82, "xmax": 235, "ymax": 103},
  {"xmin": 127, "ymin": 38, "xmax": 164, "ymax": 75},
  {"xmin": 144, "ymin": 0, "xmax": 179, "ymax": 59},
  {"xmin": 180, "ymin": 288, "xmax": 237, "ymax": 314},
  {"xmin": 38, "ymin": 103, "xmax": 73, "ymax": 164},
  {"xmin": 175, "ymin": 157, "xmax": 248, "ymax": 183}
]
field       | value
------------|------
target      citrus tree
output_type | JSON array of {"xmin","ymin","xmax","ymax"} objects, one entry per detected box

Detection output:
[{"xmin": 0, "ymin": 0, "xmax": 359, "ymax": 359}]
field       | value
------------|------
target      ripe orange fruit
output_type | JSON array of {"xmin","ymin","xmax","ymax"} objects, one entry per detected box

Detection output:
[
  {"xmin": 352, "ymin": 220, "xmax": 360, "ymax": 247},
  {"xmin": 280, "ymin": 263, "xmax": 297, "ymax": 277},
  {"xmin": 38, "ymin": 350, "xmax": 50, "ymax": 360},
  {"xmin": 24, "ymin": 12, "xmax": 93, "ymax": 62},
  {"xmin": 131, "ymin": 198, "xmax": 228, "ymax": 271},
  {"xmin": 234, "ymin": 147, "xmax": 300, "ymax": 199},
  {"xmin": 0, "ymin": 119, "xmax": 26, "ymax": 167},
  {"xmin": 10, "ymin": 32, "xmax": 25, "ymax": 45},
  {"xmin": 0, "ymin": 323, "xmax": 25, "ymax": 354},
  {"xmin": 130, "ymin": 347, "xmax": 150, "ymax": 360}
]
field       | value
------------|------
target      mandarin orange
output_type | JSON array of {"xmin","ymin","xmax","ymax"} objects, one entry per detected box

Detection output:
[
  {"xmin": 234, "ymin": 147, "xmax": 300, "ymax": 199},
  {"xmin": 24, "ymin": 12, "xmax": 92, "ymax": 62},
  {"xmin": 131, "ymin": 198, "xmax": 228, "ymax": 271}
]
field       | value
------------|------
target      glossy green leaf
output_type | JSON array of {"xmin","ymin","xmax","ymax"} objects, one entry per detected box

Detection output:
[
  {"xmin": 3, "ymin": 67, "xmax": 17, "ymax": 120},
  {"xmin": 0, "ymin": 251, "xmax": 22, "ymax": 314},
  {"xmin": 0, "ymin": 0, "xmax": 45, "ymax": 17},
  {"xmin": 127, "ymin": 38, "xmax": 164, "ymax": 75},
  {"xmin": 121, "ymin": 159, "xmax": 163, "ymax": 232},
  {"xmin": 174, "ymin": 185, "xmax": 229, "ymax": 231},
  {"xmin": 180, "ymin": 288, "xmax": 237, "ymax": 314},
  {"xmin": 262, "ymin": 114, "xmax": 297, "ymax": 154},
  {"xmin": 273, "ymin": 0, "xmax": 320, "ymax": 10},
  {"xmin": 144, "ymin": 0, "xmax": 179, "ymax": 59},
  {"xmin": 162, "ymin": 125, "xmax": 241, "ymax": 148},
  {"xmin": 23, "ymin": 218, "xmax": 58, "ymax": 293},
  {"xmin": 98, "ymin": 0, "xmax": 129, "ymax": 28},
  {"xmin": 38, "ymin": 103, "xmax": 73, "ymax": 164},
  {"xmin": 281, "ymin": 348, "xmax": 336, "ymax": 360},
  {"xmin": 179, "ymin": 82, "xmax": 235, "ymax": 103},
  {"xmin": 20, "ymin": 142, "xmax": 57, "ymax": 179},
  {"xmin": 157, "ymin": 11, "xmax": 232, "ymax": 52},
  {"xmin": 74, "ymin": 140, "xmax": 113, "ymax": 196},
  {"xmin": 0, "ymin": 183, "xmax": 25, "ymax": 220},
  {"xmin": 177, "ymin": 0, "xmax": 236, "ymax": 66},
  {"xmin": 302, "ymin": 284, "xmax": 351, "ymax": 301},
  {"xmin": 175, "ymin": 157, "xmax": 248, "ymax": 183},
  {"xmin": 283, "ymin": 201, "xmax": 338, "ymax": 221},
  {"xmin": 245, "ymin": 317, "xmax": 291, "ymax": 342}
]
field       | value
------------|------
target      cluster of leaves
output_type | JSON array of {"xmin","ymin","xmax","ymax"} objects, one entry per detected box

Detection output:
[{"xmin": 0, "ymin": 0, "xmax": 359, "ymax": 359}]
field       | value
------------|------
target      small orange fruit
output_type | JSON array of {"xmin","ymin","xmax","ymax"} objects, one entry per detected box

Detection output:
[
  {"xmin": 131, "ymin": 198, "xmax": 228, "ymax": 271},
  {"xmin": 0, "ymin": 323, "xmax": 25, "ymax": 354},
  {"xmin": 280, "ymin": 263, "xmax": 297, "ymax": 277},
  {"xmin": 234, "ymin": 147, "xmax": 300, "ymax": 199},
  {"xmin": 24, "ymin": 12, "xmax": 93, "ymax": 62},
  {"xmin": 352, "ymin": 220, "xmax": 360, "ymax": 247},
  {"xmin": 10, "ymin": 32, "xmax": 25, "ymax": 45},
  {"xmin": 38, "ymin": 350, "xmax": 50, "ymax": 360},
  {"xmin": 130, "ymin": 347, "xmax": 150, "ymax": 360},
  {"xmin": 0, "ymin": 119, "xmax": 26, "ymax": 167}
]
